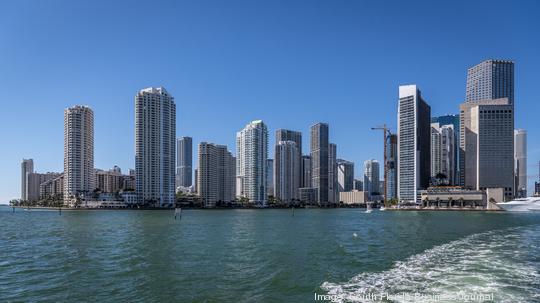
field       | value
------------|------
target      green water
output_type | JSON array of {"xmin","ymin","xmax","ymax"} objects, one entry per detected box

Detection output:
[{"xmin": 1, "ymin": 207, "xmax": 539, "ymax": 302}]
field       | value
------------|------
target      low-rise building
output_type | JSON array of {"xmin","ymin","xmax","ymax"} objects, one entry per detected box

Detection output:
[
  {"xmin": 339, "ymin": 190, "xmax": 368, "ymax": 205},
  {"xmin": 298, "ymin": 187, "xmax": 317, "ymax": 205},
  {"xmin": 420, "ymin": 187, "xmax": 487, "ymax": 208}
]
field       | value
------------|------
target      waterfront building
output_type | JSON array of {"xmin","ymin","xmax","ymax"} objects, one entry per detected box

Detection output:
[
  {"xmin": 301, "ymin": 155, "xmax": 312, "ymax": 188},
  {"xmin": 363, "ymin": 159, "xmax": 380, "ymax": 199},
  {"xmin": 236, "ymin": 120, "xmax": 268, "ymax": 205},
  {"xmin": 337, "ymin": 159, "xmax": 354, "ymax": 192},
  {"xmin": 276, "ymin": 129, "xmax": 302, "ymax": 191},
  {"xmin": 353, "ymin": 179, "xmax": 363, "ymax": 191},
  {"xmin": 266, "ymin": 159, "xmax": 274, "ymax": 197},
  {"xmin": 397, "ymin": 85, "xmax": 431, "ymax": 203},
  {"xmin": 197, "ymin": 142, "xmax": 236, "ymax": 207},
  {"xmin": 431, "ymin": 115, "xmax": 460, "ymax": 184},
  {"xmin": 460, "ymin": 98, "xmax": 514, "ymax": 199},
  {"xmin": 274, "ymin": 141, "xmax": 300, "ymax": 203},
  {"xmin": 328, "ymin": 143, "xmax": 338, "ymax": 204},
  {"xmin": 514, "ymin": 129, "xmax": 527, "ymax": 198},
  {"xmin": 420, "ymin": 187, "xmax": 487, "ymax": 208},
  {"xmin": 135, "ymin": 87, "xmax": 176, "ymax": 207},
  {"xmin": 430, "ymin": 123, "xmax": 456, "ymax": 185},
  {"xmin": 21, "ymin": 159, "xmax": 34, "ymax": 200},
  {"xmin": 298, "ymin": 187, "xmax": 317, "ymax": 205},
  {"xmin": 310, "ymin": 123, "xmax": 329, "ymax": 206},
  {"xmin": 176, "ymin": 136, "xmax": 193, "ymax": 188},
  {"xmin": 466, "ymin": 59, "xmax": 514, "ymax": 105},
  {"xmin": 39, "ymin": 174, "xmax": 64, "ymax": 201},
  {"xmin": 386, "ymin": 134, "xmax": 398, "ymax": 200},
  {"xmin": 95, "ymin": 166, "xmax": 134, "ymax": 193},
  {"xmin": 64, "ymin": 105, "xmax": 94, "ymax": 205},
  {"xmin": 27, "ymin": 172, "xmax": 62, "ymax": 202},
  {"xmin": 339, "ymin": 191, "xmax": 368, "ymax": 205}
]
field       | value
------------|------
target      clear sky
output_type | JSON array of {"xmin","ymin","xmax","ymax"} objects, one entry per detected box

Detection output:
[{"xmin": 1, "ymin": 0, "xmax": 539, "ymax": 202}]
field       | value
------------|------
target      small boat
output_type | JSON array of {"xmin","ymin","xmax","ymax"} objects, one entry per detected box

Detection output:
[
  {"xmin": 497, "ymin": 197, "xmax": 540, "ymax": 212},
  {"xmin": 365, "ymin": 203, "xmax": 372, "ymax": 213},
  {"xmin": 379, "ymin": 206, "xmax": 386, "ymax": 211}
]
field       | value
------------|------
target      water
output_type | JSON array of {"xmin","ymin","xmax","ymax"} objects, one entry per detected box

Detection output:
[{"xmin": 0, "ymin": 207, "xmax": 539, "ymax": 302}]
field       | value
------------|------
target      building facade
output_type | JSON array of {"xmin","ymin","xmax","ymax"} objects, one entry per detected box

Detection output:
[
  {"xmin": 328, "ymin": 143, "xmax": 338, "ymax": 204},
  {"xmin": 64, "ymin": 105, "xmax": 94, "ymax": 204},
  {"xmin": 397, "ymin": 85, "xmax": 431, "ymax": 203},
  {"xmin": 466, "ymin": 59, "xmax": 514, "ymax": 105},
  {"xmin": 386, "ymin": 134, "xmax": 398, "ymax": 200},
  {"xmin": 21, "ymin": 159, "xmax": 34, "ymax": 200},
  {"xmin": 337, "ymin": 159, "xmax": 354, "ymax": 192},
  {"xmin": 514, "ymin": 129, "xmax": 527, "ymax": 198},
  {"xmin": 198, "ymin": 142, "xmax": 236, "ymax": 207},
  {"xmin": 274, "ymin": 141, "xmax": 300, "ymax": 203},
  {"xmin": 430, "ymin": 123, "xmax": 456, "ymax": 185},
  {"xmin": 310, "ymin": 123, "xmax": 329, "ymax": 206},
  {"xmin": 431, "ymin": 115, "xmax": 460, "ymax": 185},
  {"xmin": 135, "ymin": 87, "xmax": 176, "ymax": 207},
  {"xmin": 301, "ymin": 155, "xmax": 312, "ymax": 188},
  {"xmin": 176, "ymin": 136, "xmax": 193, "ymax": 189},
  {"xmin": 276, "ymin": 129, "xmax": 302, "ymax": 193},
  {"xmin": 26, "ymin": 172, "xmax": 62, "ymax": 202},
  {"xmin": 236, "ymin": 120, "xmax": 268, "ymax": 205},
  {"xmin": 266, "ymin": 159, "xmax": 274, "ymax": 197},
  {"xmin": 363, "ymin": 159, "xmax": 380, "ymax": 199}
]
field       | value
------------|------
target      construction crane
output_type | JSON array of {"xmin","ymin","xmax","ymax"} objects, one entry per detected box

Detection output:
[{"xmin": 371, "ymin": 124, "xmax": 391, "ymax": 206}]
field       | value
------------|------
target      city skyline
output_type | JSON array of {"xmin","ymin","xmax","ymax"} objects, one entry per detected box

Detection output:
[{"xmin": 2, "ymin": 1, "xmax": 540, "ymax": 202}]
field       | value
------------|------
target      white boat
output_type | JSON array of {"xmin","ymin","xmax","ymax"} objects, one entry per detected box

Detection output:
[
  {"xmin": 379, "ymin": 206, "xmax": 386, "ymax": 211},
  {"xmin": 497, "ymin": 197, "xmax": 540, "ymax": 212},
  {"xmin": 365, "ymin": 203, "xmax": 373, "ymax": 213}
]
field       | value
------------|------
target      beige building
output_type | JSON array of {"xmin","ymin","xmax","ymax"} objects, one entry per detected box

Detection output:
[
  {"xmin": 26, "ymin": 172, "xmax": 62, "ymax": 202},
  {"xmin": 40, "ymin": 174, "xmax": 64, "ymax": 200},
  {"xmin": 339, "ymin": 190, "xmax": 368, "ymax": 204},
  {"xmin": 198, "ymin": 142, "xmax": 236, "ymax": 207}
]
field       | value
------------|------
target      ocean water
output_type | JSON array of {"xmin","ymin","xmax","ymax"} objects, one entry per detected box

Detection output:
[{"xmin": 0, "ymin": 206, "xmax": 539, "ymax": 302}]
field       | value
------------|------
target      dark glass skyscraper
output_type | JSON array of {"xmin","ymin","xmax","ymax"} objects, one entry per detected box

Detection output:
[
  {"xmin": 176, "ymin": 136, "xmax": 193, "ymax": 188},
  {"xmin": 310, "ymin": 123, "xmax": 329, "ymax": 206},
  {"xmin": 466, "ymin": 59, "xmax": 514, "ymax": 105}
]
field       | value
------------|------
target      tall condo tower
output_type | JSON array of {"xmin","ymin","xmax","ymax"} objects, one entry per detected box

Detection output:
[
  {"xmin": 328, "ymin": 143, "xmax": 338, "ymax": 204},
  {"xmin": 176, "ymin": 136, "xmax": 193, "ymax": 188},
  {"xmin": 363, "ymin": 159, "xmax": 380, "ymax": 199},
  {"xmin": 430, "ymin": 123, "xmax": 456, "ymax": 185},
  {"xmin": 514, "ymin": 129, "xmax": 527, "ymax": 198},
  {"xmin": 274, "ymin": 141, "xmax": 300, "ymax": 203},
  {"xmin": 386, "ymin": 134, "xmax": 398, "ymax": 200},
  {"xmin": 431, "ymin": 115, "xmax": 460, "ymax": 185},
  {"xmin": 21, "ymin": 159, "xmax": 34, "ymax": 200},
  {"xmin": 337, "ymin": 159, "xmax": 354, "ymax": 192},
  {"xmin": 197, "ymin": 142, "xmax": 235, "ymax": 207},
  {"xmin": 135, "ymin": 87, "xmax": 176, "ymax": 207},
  {"xmin": 466, "ymin": 59, "xmax": 514, "ymax": 105},
  {"xmin": 275, "ymin": 129, "xmax": 302, "ymax": 194},
  {"xmin": 397, "ymin": 85, "xmax": 431, "ymax": 203},
  {"xmin": 64, "ymin": 105, "xmax": 94, "ymax": 204},
  {"xmin": 310, "ymin": 123, "xmax": 329, "ymax": 206},
  {"xmin": 236, "ymin": 120, "xmax": 268, "ymax": 205}
]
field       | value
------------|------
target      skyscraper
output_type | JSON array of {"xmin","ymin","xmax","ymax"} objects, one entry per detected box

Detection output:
[
  {"xmin": 275, "ymin": 129, "xmax": 302, "ymax": 192},
  {"xmin": 466, "ymin": 59, "xmax": 514, "ymax": 105},
  {"xmin": 337, "ymin": 159, "xmax": 354, "ymax": 192},
  {"xmin": 64, "ymin": 105, "xmax": 94, "ymax": 204},
  {"xmin": 363, "ymin": 159, "xmax": 380, "ymax": 199},
  {"xmin": 266, "ymin": 159, "xmax": 274, "ymax": 197},
  {"xmin": 386, "ymin": 134, "xmax": 398, "ymax": 200},
  {"xmin": 514, "ymin": 129, "xmax": 527, "ymax": 198},
  {"xmin": 197, "ymin": 142, "xmax": 235, "ymax": 207},
  {"xmin": 430, "ymin": 123, "xmax": 456, "ymax": 185},
  {"xmin": 21, "ymin": 159, "xmax": 34, "ymax": 200},
  {"xmin": 274, "ymin": 141, "xmax": 300, "ymax": 203},
  {"xmin": 397, "ymin": 85, "xmax": 431, "ymax": 203},
  {"xmin": 301, "ymin": 155, "xmax": 312, "ymax": 188},
  {"xmin": 460, "ymin": 98, "xmax": 514, "ymax": 199},
  {"xmin": 328, "ymin": 143, "xmax": 338, "ymax": 204},
  {"xmin": 310, "ymin": 123, "xmax": 329, "ymax": 206},
  {"xmin": 236, "ymin": 120, "xmax": 268, "ymax": 205},
  {"xmin": 135, "ymin": 87, "xmax": 176, "ymax": 207},
  {"xmin": 431, "ymin": 115, "xmax": 460, "ymax": 185},
  {"xmin": 176, "ymin": 136, "xmax": 193, "ymax": 189}
]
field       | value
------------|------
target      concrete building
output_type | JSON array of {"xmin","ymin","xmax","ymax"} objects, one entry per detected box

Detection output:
[
  {"xmin": 337, "ymin": 159, "xmax": 354, "ymax": 192},
  {"xmin": 95, "ymin": 166, "xmax": 133, "ymax": 193},
  {"xmin": 135, "ymin": 87, "xmax": 176, "ymax": 207},
  {"xmin": 339, "ymin": 191, "xmax": 368, "ymax": 205},
  {"xmin": 420, "ymin": 187, "xmax": 487, "ymax": 208},
  {"xmin": 431, "ymin": 123, "xmax": 456, "ymax": 185},
  {"xmin": 431, "ymin": 115, "xmax": 460, "ymax": 184},
  {"xmin": 27, "ymin": 172, "xmax": 62, "ymax": 202},
  {"xmin": 64, "ymin": 105, "xmax": 94, "ymax": 204},
  {"xmin": 298, "ymin": 187, "xmax": 317, "ymax": 205},
  {"xmin": 236, "ymin": 120, "xmax": 268, "ymax": 205},
  {"xmin": 21, "ymin": 159, "xmax": 34, "ymax": 200},
  {"xmin": 197, "ymin": 142, "xmax": 236, "ymax": 207},
  {"xmin": 328, "ymin": 143, "xmax": 338, "ymax": 204},
  {"xmin": 363, "ymin": 159, "xmax": 380, "ymax": 199},
  {"xmin": 514, "ymin": 129, "xmax": 527, "ymax": 198},
  {"xmin": 266, "ymin": 159, "xmax": 274, "ymax": 197},
  {"xmin": 466, "ymin": 59, "xmax": 514, "ymax": 105},
  {"xmin": 386, "ymin": 134, "xmax": 398, "ymax": 200},
  {"xmin": 301, "ymin": 155, "xmax": 312, "ymax": 188},
  {"xmin": 460, "ymin": 98, "xmax": 514, "ymax": 199},
  {"xmin": 39, "ymin": 174, "xmax": 64, "ymax": 201},
  {"xmin": 398, "ymin": 85, "xmax": 431, "ymax": 203},
  {"xmin": 176, "ymin": 136, "xmax": 193, "ymax": 188},
  {"xmin": 310, "ymin": 123, "xmax": 329, "ymax": 206},
  {"xmin": 276, "ymin": 129, "xmax": 302, "ymax": 189},
  {"xmin": 274, "ymin": 141, "xmax": 300, "ymax": 203},
  {"xmin": 354, "ymin": 179, "xmax": 363, "ymax": 191}
]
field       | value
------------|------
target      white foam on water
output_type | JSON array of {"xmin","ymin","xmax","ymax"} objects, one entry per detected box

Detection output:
[{"xmin": 321, "ymin": 225, "xmax": 540, "ymax": 303}]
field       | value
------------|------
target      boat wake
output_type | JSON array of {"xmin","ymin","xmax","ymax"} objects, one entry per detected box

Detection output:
[{"xmin": 321, "ymin": 225, "xmax": 540, "ymax": 302}]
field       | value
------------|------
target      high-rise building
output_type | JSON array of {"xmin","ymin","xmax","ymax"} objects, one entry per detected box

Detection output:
[
  {"xmin": 275, "ymin": 129, "xmax": 302, "ymax": 192},
  {"xmin": 397, "ymin": 85, "xmax": 431, "ymax": 203},
  {"xmin": 431, "ymin": 115, "xmax": 460, "ymax": 185},
  {"xmin": 266, "ymin": 159, "xmax": 274, "ymax": 196},
  {"xmin": 466, "ymin": 59, "xmax": 514, "ymax": 105},
  {"xmin": 301, "ymin": 155, "xmax": 312, "ymax": 188},
  {"xmin": 386, "ymin": 134, "xmax": 398, "ymax": 200},
  {"xmin": 135, "ymin": 87, "xmax": 176, "ymax": 207},
  {"xmin": 310, "ymin": 123, "xmax": 329, "ymax": 206},
  {"xmin": 328, "ymin": 143, "xmax": 338, "ymax": 204},
  {"xmin": 64, "ymin": 105, "xmax": 94, "ymax": 204},
  {"xmin": 39, "ymin": 174, "xmax": 64, "ymax": 201},
  {"xmin": 236, "ymin": 120, "xmax": 268, "ymax": 205},
  {"xmin": 27, "ymin": 172, "xmax": 62, "ymax": 202},
  {"xmin": 274, "ymin": 141, "xmax": 300, "ymax": 203},
  {"xmin": 430, "ymin": 123, "xmax": 456, "ymax": 185},
  {"xmin": 337, "ymin": 159, "xmax": 354, "ymax": 192},
  {"xmin": 197, "ymin": 142, "xmax": 235, "ymax": 207},
  {"xmin": 94, "ymin": 166, "xmax": 133, "ymax": 193},
  {"xmin": 460, "ymin": 98, "xmax": 514, "ymax": 199},
  {"xmin": 353, "ymin": 179, "xmax": 364, "ymax": 191},
  {"xmin": 363, "ymin": 159, "xmax": 380, "ymax": 199},
  {"xmin": 176, "ymin": 136, "xmax": 193, "ymax": 189},
  {"xmin": 514, "ymin": 129, "xmax": 527, "ymax": 198},
  {"xmin": 21, "ymin": 159, "xmax": 34, "ymax": 200}
]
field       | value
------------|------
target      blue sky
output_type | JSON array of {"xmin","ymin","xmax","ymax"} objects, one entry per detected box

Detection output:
[{"xmin": 1, "ymin": 0, "xmax": 539, "ymax": 202}]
